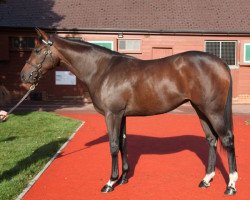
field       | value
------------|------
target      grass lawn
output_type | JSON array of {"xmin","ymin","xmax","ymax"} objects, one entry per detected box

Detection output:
[{"xmin": 0, "ymin": 112, "xmax": 82, "ymax": 200}]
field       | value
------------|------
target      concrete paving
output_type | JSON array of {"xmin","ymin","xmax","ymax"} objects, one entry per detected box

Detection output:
[{"xmin": 3, "ymin": 100, "xmax": 250, "ymax": 115}]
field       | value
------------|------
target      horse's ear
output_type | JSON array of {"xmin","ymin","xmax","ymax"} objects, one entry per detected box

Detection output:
[
  {"xmin": 34, "ymin": 37, "xmax": 41, "ymax": 47},
  {"xmin": 35, "ymin": 27, "xmax": 49, "ymax": 41}
]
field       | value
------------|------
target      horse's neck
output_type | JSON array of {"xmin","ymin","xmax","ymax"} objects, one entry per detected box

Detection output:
[{"xmin": 53, "ymin": 36, "xmax": 112, "ymax": 88}]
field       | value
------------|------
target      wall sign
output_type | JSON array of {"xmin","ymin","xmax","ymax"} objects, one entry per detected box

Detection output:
[{"xmin": 55, "ymin": 71, "xmax": 76, "ymax": 85}]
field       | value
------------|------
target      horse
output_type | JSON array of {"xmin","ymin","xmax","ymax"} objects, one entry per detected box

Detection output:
[{"xmin": 20, "ymin": 28, "xmax": 238, "ymax": 195}]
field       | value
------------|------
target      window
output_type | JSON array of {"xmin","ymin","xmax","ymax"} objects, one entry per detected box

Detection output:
[
  {"xmin": 118, "ymin": 39, "xmax": 141, "ymax": 53},
  {"xmin": 88, "ymin": 41, "xmax": 114, "ymax": 50},
  {"xmin": 244, "ymin": 43, "xmax": 250, "ymax": 64},
  {"xmin": 10, "ymin": 37, "xmax": 35, "ymax": 50},
  {"xmin": 205, "ymin": 41, "xmax": 237, "ymax": 66}
]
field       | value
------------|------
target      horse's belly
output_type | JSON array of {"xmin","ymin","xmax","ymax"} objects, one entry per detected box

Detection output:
[{"xmin": 125, "ymin": 96, "xmax": 183, "ymax": 116}]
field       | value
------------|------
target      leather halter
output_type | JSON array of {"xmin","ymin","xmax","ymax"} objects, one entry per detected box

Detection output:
[{"xmin": 25, "ymin": 40, "xmax": 55, "ymax": 83}]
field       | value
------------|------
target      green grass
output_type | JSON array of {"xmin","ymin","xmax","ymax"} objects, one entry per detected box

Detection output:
[{"xmin": 0, "ymin": 112, "xmax": 82, "ymax": 200}]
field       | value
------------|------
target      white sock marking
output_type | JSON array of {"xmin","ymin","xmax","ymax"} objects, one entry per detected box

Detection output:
[
  {"xmin": 107, "ymin": 179, "xmax": 117, "ymax": 187},
  {"xmin": 228, "ymin": 172, "xmax": 238, "ymax": 189},
  {"xmin": 203, "ymin": 172, "xmax": 215, "ymax": 185}
]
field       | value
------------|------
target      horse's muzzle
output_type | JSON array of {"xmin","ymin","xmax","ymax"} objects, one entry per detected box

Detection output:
[{"xmin": 20, "ymin": 68, "xmax": 40, "ymax": 85}]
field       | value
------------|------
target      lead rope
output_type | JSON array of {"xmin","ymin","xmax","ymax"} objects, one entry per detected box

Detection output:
[{"xmin": 7, "ymin": 85, "xmax": 36, "ymax": 115}]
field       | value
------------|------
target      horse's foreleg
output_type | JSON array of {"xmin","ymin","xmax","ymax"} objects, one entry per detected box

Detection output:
[
  {"xmin": 118, "ymin": 116, "xmax": 129, "ymax": 185},
  {"xmin": 101, "ymin": 111, "xmax": 124, "ymax": 193}
]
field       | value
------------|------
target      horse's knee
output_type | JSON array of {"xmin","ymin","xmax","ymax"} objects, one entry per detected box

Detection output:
[
  {"xmin": 110, "ymin": 142, "xmax": 119, "ymax": 155},
  {"xmin": 206, "ymin": 135, "xmax": 217, "ymax": 147},
  {"xmin": 221, "ymin": 134, "xmax": 235, "ymax": 149}
]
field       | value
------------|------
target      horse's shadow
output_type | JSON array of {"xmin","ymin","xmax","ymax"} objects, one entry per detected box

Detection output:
[{"xmin": 85, "ymin": 134, "xmax": 228, "ymax": 184}]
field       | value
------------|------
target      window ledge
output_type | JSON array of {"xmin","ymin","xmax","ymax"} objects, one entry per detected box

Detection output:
[{"xmin": 229, "ymin": 65, "xmax": 239, "ymax": 69}]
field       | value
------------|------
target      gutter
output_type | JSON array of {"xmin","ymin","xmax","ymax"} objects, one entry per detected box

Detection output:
[{"xmin": 1, "ymin": 26, "xmax": 250, "ymax": 36}]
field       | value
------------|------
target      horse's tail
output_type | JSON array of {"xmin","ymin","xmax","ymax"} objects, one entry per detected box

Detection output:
[
  {"xmin": 224, "ymin": 74, "xmax": 233, "ymax": 132},
  {"xmin": 219, "ymin": 72, "xmax": 234, "ymax": 151}
]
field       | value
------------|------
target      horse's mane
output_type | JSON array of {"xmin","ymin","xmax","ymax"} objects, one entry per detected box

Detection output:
[{"xmin": 54, "ymin": 35, "xmax": 130, "ymax": 58}]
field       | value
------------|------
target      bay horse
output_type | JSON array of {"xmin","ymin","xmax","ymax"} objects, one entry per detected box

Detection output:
[{"xmin": 20, "ymin": 28, "xmax": 238, "ymax": 195}]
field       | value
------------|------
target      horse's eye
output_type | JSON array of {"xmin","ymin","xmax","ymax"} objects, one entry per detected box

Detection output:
[{"xmin": 34, "ymin": 49, "xmax": 40, "ymax": 54}]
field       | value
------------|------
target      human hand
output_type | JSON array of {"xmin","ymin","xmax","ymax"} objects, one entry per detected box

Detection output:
[{"xmin": 0, "ymin": 110, "xmax": 8, "ymax": 121}]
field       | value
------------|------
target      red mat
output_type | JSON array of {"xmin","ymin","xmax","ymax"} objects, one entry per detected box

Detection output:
[{"xmin": 23, "ymin": 114, "xmax": 250, "ymax": 200}]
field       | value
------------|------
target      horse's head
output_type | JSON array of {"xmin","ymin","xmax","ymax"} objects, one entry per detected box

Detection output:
[{"xmin": 20, "ymin": 28, "xmax": 60, "ymax": 88}]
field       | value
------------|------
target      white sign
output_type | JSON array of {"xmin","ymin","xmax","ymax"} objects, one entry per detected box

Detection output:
[{"xmin": 55, "ymin": 71, "xmax": 76, "ymax": 85}]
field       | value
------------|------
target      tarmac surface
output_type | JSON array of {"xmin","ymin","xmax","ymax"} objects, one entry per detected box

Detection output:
[
  {"xmin": 21, "ymin": 113, "xmax": 250, "ymax": 200},
  {"xmin": 3, "ymin": 100, "xmax": 250, "ymax": 115}
]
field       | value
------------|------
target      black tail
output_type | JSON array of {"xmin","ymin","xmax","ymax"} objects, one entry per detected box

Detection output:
[
  {"xmin": 224, "ymin": 74, "xmax": 233, "ymax": 132},
  {"xmin": 219, "ymin": 73, "xmax": 234, "ymax": 151}
]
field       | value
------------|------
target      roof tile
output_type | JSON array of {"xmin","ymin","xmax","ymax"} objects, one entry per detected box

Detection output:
[{"xmin": 0, "ymin": 0, "xmax": 250, "ymax": 33}]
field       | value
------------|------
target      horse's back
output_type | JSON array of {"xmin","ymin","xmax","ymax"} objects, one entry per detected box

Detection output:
[{"xmin": 99, "ymin": 51, "xmax": 231, "ymax": 116}]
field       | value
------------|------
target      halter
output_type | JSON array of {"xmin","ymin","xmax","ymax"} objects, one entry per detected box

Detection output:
[
  {"xmin": 6, "ymin": 39, "xmax": 55, "ymax": 116},
  {"xmin": 25, "ymin": 39, "xmax": 55, "ymax": 83}
]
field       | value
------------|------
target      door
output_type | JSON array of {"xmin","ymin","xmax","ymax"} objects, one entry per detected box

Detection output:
[{"xmin": 152, "ymin": 47, "xmax": 173, "ymax": 59}]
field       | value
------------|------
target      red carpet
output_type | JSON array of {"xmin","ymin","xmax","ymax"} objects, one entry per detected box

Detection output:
[{"xmin": 23, "ymin": 114, "xmax": 250, "ymax": 200}]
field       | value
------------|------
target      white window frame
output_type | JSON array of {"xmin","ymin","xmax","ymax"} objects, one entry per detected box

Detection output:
[
  {"xmin": 88, "ymin": 40, "xmax": 114, "ymax": 50},
  {"xmin": 118, "ymin": 39, "xmax": 142, "ymax": 53},
  {"xmin": 205, "ymin": 40, "xmax": 238, "ymax": 68},
  {"xmin": 243, "ymin": 43, "xmax": 250, "ymax": 64}
]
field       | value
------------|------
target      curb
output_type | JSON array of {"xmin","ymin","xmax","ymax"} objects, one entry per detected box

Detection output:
[{"xmin": 16, "ymin": 121, "xmax": 85, "ymax": 200}]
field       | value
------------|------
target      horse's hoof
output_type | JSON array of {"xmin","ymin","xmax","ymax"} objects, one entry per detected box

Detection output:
[
  {"xmin": 224, "ymin": 187, "xmax": 236, "ymax": 195},
  {"xmin": 118, "ymin": 178, "xmax": 128, "ymax": 185},
  {"xmin": 101, "ymin": 185, "xmax": 114, "ymax": 193},
  {"xmin": 198, "ymin": 180, "xmax": 210, "ymax": 188}
]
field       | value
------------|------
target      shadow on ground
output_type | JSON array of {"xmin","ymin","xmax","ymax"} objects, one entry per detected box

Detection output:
[
  {"xmin": 0, "ymin": 138, "xmax": 67, "ymax": 182},
  {"xmin": 85, "ymin": 134, "xmax": 229, "ymax": 184}
]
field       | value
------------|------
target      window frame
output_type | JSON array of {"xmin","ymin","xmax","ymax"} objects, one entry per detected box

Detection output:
[
  {"xmin": 205, "ymin": 40, "xmax": 238, "ymax": 68},
  {"xmin": 117, "ymin": 39, "xmax": 142, "ymax": 54},
  {"xmin": 243, "ymin": 43, "xmax": 250, "ymax": 64},
  {"xmin": 10, "ymin": 36, "xmax": 35, "ymax": 51},
  {"xmin": 88, "ymin": 40, "xmax": 114, "ymax": 50}
]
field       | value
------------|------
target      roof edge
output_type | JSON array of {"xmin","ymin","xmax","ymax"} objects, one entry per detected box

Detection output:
[{"xmin": 1, "ymin": 26, "xmax": 250, "ymax": 36}]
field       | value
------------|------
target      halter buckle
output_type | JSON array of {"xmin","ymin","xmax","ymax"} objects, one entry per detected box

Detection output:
[{"xmin": 30, "ymin": 84, "xmax": 36, "ymax": 91}]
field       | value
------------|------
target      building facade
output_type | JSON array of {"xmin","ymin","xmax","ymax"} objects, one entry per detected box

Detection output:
[{"xmin": 0, "ymin": 0, "xmax": 250, "ymax": 103}]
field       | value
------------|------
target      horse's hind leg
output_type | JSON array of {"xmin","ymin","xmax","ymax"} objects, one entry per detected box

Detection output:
[
  {"xmin": 118, "ymin": 116, "xmax": 129, "ymax": 185},
  {"xmin": 192, "ymin": 104, "xmax": 218, "ymax": 188},
  {"xmin": 204, "ymin": 112, "xmax": 238, "ymax": 195},
  {"xmin": 220, "ymin": 129, "xmax": 238, "ymax": 195},
  {"xmin": 199, "ymin": 122, "xmax": 218, "ymax": 188}
]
